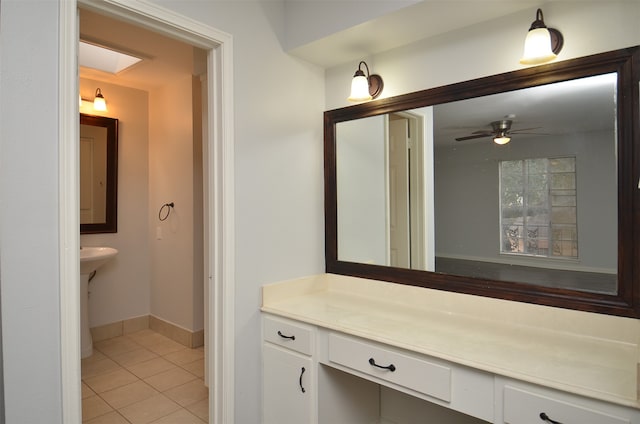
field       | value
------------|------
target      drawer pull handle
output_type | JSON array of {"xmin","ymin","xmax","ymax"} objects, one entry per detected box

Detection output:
[
  {"xmin": 539, "ymin": 413, "xmax": 563, "ymax": 424},
  {"xmin": 299, "ymin": 367, "xmax": 306, "ymax": 393},
  {"xmin": 369, "ymin": 357, "xmax": 396, "ymax": 372},
  {"xmin": 277, "ymin": 330, "xmax": 295, "ymax": 341}
]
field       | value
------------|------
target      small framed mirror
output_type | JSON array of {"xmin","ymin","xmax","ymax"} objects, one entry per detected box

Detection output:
[{"xmin": 80, "ymin": 114, "xmax": 118, "ymax": 234}]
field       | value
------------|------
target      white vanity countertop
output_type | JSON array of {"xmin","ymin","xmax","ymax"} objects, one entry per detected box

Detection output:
[{"xmin": 261, "ymin": 273, "xmax": 640, "ymax": 408}]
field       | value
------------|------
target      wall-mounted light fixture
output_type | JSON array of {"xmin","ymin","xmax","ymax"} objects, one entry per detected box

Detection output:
[
  {"xmin": 347, "ymin": 61, "xmax": 384, "ymax": 102},
  {"xmin": 92, "ymin": 88, "xmax": 107, "ymax": 111},
  {"xmin": 79, "ymin": 88, "xmax": 108, "ymax": 112},
  {"xmin": 519, "ymin": 8, "xmax": 564, "ymax": 65}
]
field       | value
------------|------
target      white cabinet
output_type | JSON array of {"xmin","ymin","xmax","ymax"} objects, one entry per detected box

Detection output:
[
  {"xmin": 500, "ymin": 381, "xmax": 638, "ymax": 424},
  {"xmin": 262, "ymin": 313, "xmax": 640, "ymax": 424},
  {"xmin": 328, "ymin": 332, "xmax": 452, "ymax": 402},
  {"xmin": 263, "ymin": 315, "xmax": 316, "ymax": 424},
  {"xmin": 325, "ymin": 331, "xmax": 494, "ymax": 423},
  {"xmin": 263, "ymin": 344, "xmax": 314, "ymax": 424}
]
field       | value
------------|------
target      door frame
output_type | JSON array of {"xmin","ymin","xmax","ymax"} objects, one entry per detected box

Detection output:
[{"xmin": 58, "ymin": 1, "xmax": 235, "ymax": 422}]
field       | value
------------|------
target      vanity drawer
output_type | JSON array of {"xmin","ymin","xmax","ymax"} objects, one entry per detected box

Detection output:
[
  {"xmin": 503, "ymin": 385, "xmax": 630, "ymax": 424},
  {"xmin": 263, "ymin": 315, "xmax": 314, "ymax": 356},
  {"xmin": 328, "ymin": 333, "xmax": 451, "ymax": 402}
]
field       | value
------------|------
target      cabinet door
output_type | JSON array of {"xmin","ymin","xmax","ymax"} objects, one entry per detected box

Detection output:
[{"xmin": 264, "ymin": 343, "xmax": 314, "ymax": 424}]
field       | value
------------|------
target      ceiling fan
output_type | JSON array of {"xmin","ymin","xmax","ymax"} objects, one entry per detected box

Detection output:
[{"xmin": 454, "ymin": 119, "xmax": 543, "ymax": 145}]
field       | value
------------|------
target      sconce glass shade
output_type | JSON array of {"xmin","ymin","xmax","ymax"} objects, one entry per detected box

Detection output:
[
  {"xmin": 348, "ymin": 72, "xmax": 373, "ymax": 102},
  {"xmin": 493, "ymin": 135, "xmax": 511, "ymax": 145},
  {"xmin": 519, "ymin": 8, "xmax": 563, "ymax": 65},
  {"xmin": 93, "ymin": 88, "xmax": 107, "ymax": 111},
  {"xmin": 347, "ymin": 61, "xmax": 384, "ymax": 102},
  {"xmin": 520, "ymin": 27, "xmax": 556, "ymax": 65}
]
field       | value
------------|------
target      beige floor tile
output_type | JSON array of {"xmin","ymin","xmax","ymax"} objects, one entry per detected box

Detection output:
[
  {"xmin": 127, "ymin": 357, "xmax": 177, "ymax": 379},
  {"xmin": 82, "ymin": 357, "xmax": 121, "ymax": 379},
  {"xmin": 163, "ymin": 348, "xmax": 204, "ymax": 366},
  {"xmin": 186, "ymin": 398, "xmax": 208, "ymax": 421},
  {"xmin": 149, "ymin": 408, "xmax": 206, "ymax": 424},
  {"xmin": 82, "ymin": 395, "xmax": 113, "ymax": 422},
  {"xmin": 81, "ymin": 329, "xmax": 209, "ymax": 424},
  {"xmin": 118, "ymin": 393, "xmax": 181, "ymax": 424},
  {"xmin": 82, "ymin": 350, "xmax": 107, "ymax": 365},
  {"xmin": 100, "ymin": 380, "xmax": 159, "ymax": 409},
  {"xmin": 144, "ymin": 367, "xmax": 197, "ymax": 392},
  {"xmin": 82, "ymin": 381, "xmax": 96, "ymax": 399},
  {"xmin": 84, "ymin": 410, "xmax": 130, "ymax": 424},
  {"xmin": 163, "ymin": 379, "xmax": 208, "ymax": 407},
  {"xmin": 84, "ymin": 367, "xmax": 140, "ymax": 393},
  {"xmin": 112, "ymin": 348, "xmax": 159, "ymax": 367},
  {"xmin": 181, "ymin": 358, "xmax": 204, "ymax": 378},
  {"xmin": 127, "ymin": 330, "xmax": 170, "ymax": 346},
  {"xmin": 95, "ymin": 336, "xmax": 142, "ymax": 357},
  {"xmin": 145, "ymin": 339, "xmax": 186, "ymax": 356}
]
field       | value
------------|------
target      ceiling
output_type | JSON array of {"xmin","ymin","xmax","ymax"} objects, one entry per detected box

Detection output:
[
  {"xmin": 287, "ymin": 0, "xmax": 541, "ymax": 67},
  {"xmin": 80, "ymin": 1, "xmax": 617, "ymax": 143},
  {"xmin": 430, "ymin": 73, "xmax": 618, "ymax": 146},
  {"xmin": 79, "ymin": 1, "xmax": 545, "ymax": 88},
  {"xmin": 79, "ymin": 8, "xmax": 197, "ymax": 91}
]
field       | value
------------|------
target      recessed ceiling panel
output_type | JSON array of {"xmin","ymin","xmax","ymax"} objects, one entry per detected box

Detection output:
[{"xmin": 79, "ymin": 41, "xmax": 142, "ymax": 74}]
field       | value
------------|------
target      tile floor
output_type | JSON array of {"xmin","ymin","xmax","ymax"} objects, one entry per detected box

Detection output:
[{"xmin": 81, "ymin": 329, "xmax": 208, "ymax": 423}]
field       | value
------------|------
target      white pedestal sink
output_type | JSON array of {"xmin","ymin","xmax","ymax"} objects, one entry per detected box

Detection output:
[{"xmin": 80, "ymin": 247, "xmax": 118, "ymax": 358}]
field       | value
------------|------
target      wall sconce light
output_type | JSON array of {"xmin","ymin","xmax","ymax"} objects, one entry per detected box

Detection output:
[
  {"xmin": 519, "ymin": 8, "xmax": 564, "ymax": 65},
  {"xmin": 80, "ymin": 88, "xmax": 108, "ymax": 111},
  {"xmin": 347, "ymin": 61, "xmax": 384, "ymax": 102},
  {"xmin": 92, "ymin": 88, "xmax": 107, "ymax": 111}
]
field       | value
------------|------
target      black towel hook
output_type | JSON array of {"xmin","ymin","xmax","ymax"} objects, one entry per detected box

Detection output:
[{"xmin": 158, "ymin": 202, "xmax": 174, "ymax": 221}]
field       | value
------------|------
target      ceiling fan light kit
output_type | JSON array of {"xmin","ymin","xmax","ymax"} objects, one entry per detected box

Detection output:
[
  {"xmin": 520, "ymin": 8, "xmax": 564, "ymax": 65},
  {"xmin": 493, "ymin": 135, "xmax": 511, "ymax": 145},
  {"xmin": 455, "ymin": 119, "xmax": 544, "ymax": 145}
]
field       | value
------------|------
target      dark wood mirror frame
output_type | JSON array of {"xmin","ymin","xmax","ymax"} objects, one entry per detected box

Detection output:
[
  {"xmin": 80, "ymin": 113, "xmax": 118, "ymax": 234},
  {"xmin": 324, "ymin": 46, "xmax": 640, "ymax": 317}
]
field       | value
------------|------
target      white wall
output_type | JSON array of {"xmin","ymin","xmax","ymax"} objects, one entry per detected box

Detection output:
[
  {"xmin": 0, "ymin": 1, "xmax": 64, "ymax": 421},
  {"xmin": 80, "ymin": 78, "xmax": 151, "ymax": 328},
  {"xmin": 325, "ymin": 2, "xmax": 640, "ymax": 109},
  {"xmin": 337, "ymin": 115, "xmax": 388, "ymax": 265},
  {"xmin": 149, "ymin": 74, "xmax": 204, "ymax": 332},
  {"xmin": 149, "ymin": 2, "xmax": 326, "ymax": 423}
]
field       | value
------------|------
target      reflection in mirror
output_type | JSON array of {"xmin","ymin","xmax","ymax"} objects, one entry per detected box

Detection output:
[
  {"xmin": 338, "ymin": 74, "xmax": 617, "ymax": 294},
  {"xmin": 80, "ymin": 114, "xmax": 118, "ymax": 234},
  {"xmin": 326, "ymin": 47, "xmax": 639, "ymax": 317}
]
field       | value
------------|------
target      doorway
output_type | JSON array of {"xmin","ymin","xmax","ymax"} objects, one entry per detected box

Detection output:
[
  {"xmin": 388, "ymin": 111, "xmax": 432, "ymax": 271},
  {"xmin": 59, "ymin": 1, "xmax": 235, "ymax": 423}
]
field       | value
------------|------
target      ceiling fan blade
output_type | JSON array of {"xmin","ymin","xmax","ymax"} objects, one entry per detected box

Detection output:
[
  {"xmin": 510, "ymin": 127, "xmax": 542, "ymax": 133},
  {"xmin": 512, "ymin": 132, "xmax": 552, "ymax": 136},
  {"xmin": 455, "ymin": 133, "xmax": 493, "ymax": 141}
]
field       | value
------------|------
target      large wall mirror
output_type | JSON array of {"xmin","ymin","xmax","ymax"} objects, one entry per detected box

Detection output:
[
  {"xmin": 80, "ymin": 114, "xmax": 118, "ymax": 234},
  {"xmin": 325, "ymin": 46, "xmax": 639, "ymax": 317}
]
